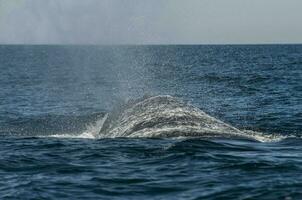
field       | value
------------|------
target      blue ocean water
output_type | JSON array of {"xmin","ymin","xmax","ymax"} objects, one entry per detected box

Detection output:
[{"xmin": 0, "ymin": 45, "xmax": 301, "ymax": 199}]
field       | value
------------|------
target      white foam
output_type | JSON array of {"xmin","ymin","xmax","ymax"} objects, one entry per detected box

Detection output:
[
  {"xmin": 46, "ymin": 114, "xmax": 108, "ymax": 139},
  {"xmin": 46, "ymin": 131, "xmax": 96, "ymax": 139},
  {"xmin": 242, "ymin": 130, "xmax": 286, "ymax": 142}
]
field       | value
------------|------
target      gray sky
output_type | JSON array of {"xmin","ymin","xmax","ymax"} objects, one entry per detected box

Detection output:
[{"xmin": 0, "ymin": 0, "xmax": 302, "ymax": 44}]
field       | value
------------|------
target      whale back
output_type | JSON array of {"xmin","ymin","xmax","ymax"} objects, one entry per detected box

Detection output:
[{"xmin": 98, "ymin": 95, "xmax": 246, "ymax": 138}]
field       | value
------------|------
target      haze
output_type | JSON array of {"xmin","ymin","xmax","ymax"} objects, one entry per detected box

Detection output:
[{"xmin": 0, "ymin": 0, "xmax": 301, "ymax": 44}]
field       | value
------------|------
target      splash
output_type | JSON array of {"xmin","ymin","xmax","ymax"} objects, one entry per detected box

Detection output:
[{"xmin": 47, "ymin": 114, "xmax": 108, "ymax": 139}]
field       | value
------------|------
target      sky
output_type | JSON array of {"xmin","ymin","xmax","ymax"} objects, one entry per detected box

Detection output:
[{"xmin": 0, "ymin": 0, "xmax": 302, "ymax": 44}]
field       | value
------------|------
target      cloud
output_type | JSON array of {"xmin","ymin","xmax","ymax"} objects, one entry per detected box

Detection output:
[
  {"xmin": 0, "ymin": 0, "xmax": 163, "ymax": 44},
  {"xmin": 0, "ymin": 0, "xmax": 301, "ymax": 44}
]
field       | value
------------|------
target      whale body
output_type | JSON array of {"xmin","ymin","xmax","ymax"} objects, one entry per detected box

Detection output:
[{"xmin": 98, "ymin": 95, "xmax": 250, "ymax": 138}]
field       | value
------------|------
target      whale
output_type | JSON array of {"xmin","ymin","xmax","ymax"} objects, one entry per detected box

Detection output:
[{"xmin": 98, "ymin": 95, "xmax": 250, "ymax": 139}]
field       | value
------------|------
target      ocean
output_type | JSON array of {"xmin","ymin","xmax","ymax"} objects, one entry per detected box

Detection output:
[{"xmin": 0, "ymin": 45, "xmax": 301, "ymax": 199}]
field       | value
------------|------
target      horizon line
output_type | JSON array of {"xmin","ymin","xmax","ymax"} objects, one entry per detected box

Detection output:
[{"xmin": 0, "ymin": 42, "xmax": 302, "ymax": 46}]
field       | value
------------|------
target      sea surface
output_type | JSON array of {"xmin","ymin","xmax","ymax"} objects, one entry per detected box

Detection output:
[{"xmin": 0, "ymin": 45, "xmax": 301, "ymax": 199}]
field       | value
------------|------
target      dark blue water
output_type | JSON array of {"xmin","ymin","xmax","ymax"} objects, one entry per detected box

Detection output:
[{"xmin": 0, "ymin": 45, "xmax": 301, "ymax": 199}]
